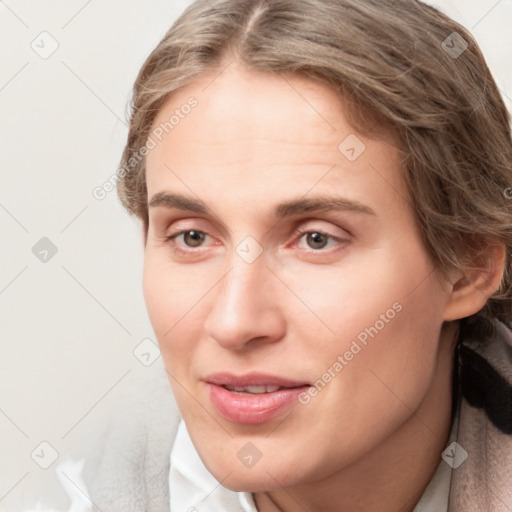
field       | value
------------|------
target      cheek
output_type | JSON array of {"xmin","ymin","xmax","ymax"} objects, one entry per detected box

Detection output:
[
  {"xmin": 142, "ymin": 254, "xmax": 201, "ymax": 357},
  {"xmin": 142, "ymin": 256, "xmax": 206, "ymax": 418},
  {"xmin": 277, "ymin": 246, "xmax": 430, "ymax": 354},
  {"xmin": 142, "ymin": 255, "xmax": 172, "ymax": 337},
  {"xmin": 287, "ymin": 244, "xmax": 447, "ymax": 401}
]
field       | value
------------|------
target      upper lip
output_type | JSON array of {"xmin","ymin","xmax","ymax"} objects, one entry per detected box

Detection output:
[{"xmin": 204, "ymin": 372, "xmax": 310, "ymax": 388}]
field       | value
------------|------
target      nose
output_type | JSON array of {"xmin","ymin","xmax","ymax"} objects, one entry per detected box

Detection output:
[{"xmin": 203, "ymin": 250, "xmax": 286, "ymax": 351}]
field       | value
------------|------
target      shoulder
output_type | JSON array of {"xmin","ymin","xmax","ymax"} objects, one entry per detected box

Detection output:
[
  {"xmin": 74, "ymin": 362, "xmax": 182, "ymax": 512},
  {"xmin": 449, "ymin": 317, "xmax": 512, "ymax": 510},
  {"xmin": 458, "ymin": 316, "xmax": 512, "ymax": 434}
]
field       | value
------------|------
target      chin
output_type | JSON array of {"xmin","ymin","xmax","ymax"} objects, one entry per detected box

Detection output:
[
  {"xmin": 215, "ymin": 468, "xmax": 290, "ymax": 493},
  {"xmin": 202, "ymin": 449, "xmax": 314, "ymax": 493}
]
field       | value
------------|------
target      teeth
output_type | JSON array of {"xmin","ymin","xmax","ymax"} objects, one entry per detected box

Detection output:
[{"xmin": 225, "ymin": 385, "xmax": 281, "ymax": 394}]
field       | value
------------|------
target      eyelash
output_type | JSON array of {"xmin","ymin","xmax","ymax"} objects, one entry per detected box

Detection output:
[{"xmin": 163, "ymin": 227, "xmax": 346, "ymax": 255}]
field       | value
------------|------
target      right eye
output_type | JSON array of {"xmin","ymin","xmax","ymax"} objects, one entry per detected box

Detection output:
[{"xmin": 165, "ymin": 230, "xmax": 211, "ymax": 252}]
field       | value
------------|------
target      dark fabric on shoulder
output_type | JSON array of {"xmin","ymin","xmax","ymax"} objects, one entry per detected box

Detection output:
[
  {"xmin": 459, "ymin": 344, "xmax": 512, "ymax": 434},
  {"xmin": 456, "ymin": 315, "xmax": 512, "ymax": 435}
]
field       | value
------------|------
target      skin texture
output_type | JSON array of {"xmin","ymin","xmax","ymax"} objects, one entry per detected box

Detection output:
[{"xmin": 142, "ymin": 63, "xmax": 505, "ymax": 512}]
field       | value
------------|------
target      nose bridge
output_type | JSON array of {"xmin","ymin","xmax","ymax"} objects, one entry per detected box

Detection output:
[
  {"xmin": 215, "ymin": 231, "xmax": 270, "ymax": 306},
  {"xmin": 215, "ymin": 249, "xmax": 269, "ymax": 319},
  {"xmin": 203, "ymin": 243, "xmax": 283, "ymax": 349}
]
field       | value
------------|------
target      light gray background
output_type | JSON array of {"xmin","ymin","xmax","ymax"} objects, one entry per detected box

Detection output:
[{"xmin": 1, "ymin": 0, "xmax": 511, "ymax": 508}]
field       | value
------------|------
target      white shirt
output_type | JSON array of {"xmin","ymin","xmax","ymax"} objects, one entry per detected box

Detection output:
[{"xmin": 169, "ymin": 418, "xmax": 457, "ymax": 512}]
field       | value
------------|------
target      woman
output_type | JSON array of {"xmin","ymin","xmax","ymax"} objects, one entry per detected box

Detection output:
[{"xmin": 56, "ymin": 0, "xmax": 512, "ymax": 510}]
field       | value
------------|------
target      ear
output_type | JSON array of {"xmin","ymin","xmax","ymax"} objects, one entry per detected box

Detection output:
[{"xmin": 443, "ymin": 239, "xmax": 506, "ymax": 321}]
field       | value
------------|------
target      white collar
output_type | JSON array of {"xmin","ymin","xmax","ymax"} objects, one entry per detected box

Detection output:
[
  {"xmin": 412, "ymin": 409, "xmax": 458, "ymax": 512},
  {"xmin": 169, "ymin": 420, "xmax": 257, "ymax": 512},
  {"xmin": 169, "ymin": 417, "xmax": 455, "ymax": 512}
]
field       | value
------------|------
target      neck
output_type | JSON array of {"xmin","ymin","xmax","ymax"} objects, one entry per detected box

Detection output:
[{"xmin": 254, "ymin": 321, "xmax": 460, "ymax": 512}]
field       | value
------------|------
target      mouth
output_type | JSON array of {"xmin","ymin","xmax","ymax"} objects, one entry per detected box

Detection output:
[
  {"xmin": 222, "ymin": 384, "xmax": 289, "ymax": 395},
  {"xmin": 204, "ymin": 372, "xmax": 311, "ymax": 425}
]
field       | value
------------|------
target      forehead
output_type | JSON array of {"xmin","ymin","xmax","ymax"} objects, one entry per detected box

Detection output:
[
  {"xmin": 145, "ymin": 65, "xmax": 408, "ymax": 215},
  {"xmin": 149, "ymin": 67, "xmax": 347, "ymax": 162}
]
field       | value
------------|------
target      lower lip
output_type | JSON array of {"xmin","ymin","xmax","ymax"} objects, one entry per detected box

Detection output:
[{"xmin": 207, "ymin": 383, "xmax": 309, "ymax": 425}]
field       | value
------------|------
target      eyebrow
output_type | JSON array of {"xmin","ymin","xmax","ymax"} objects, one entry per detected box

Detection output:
[{"xmin": 148, "ymin": 192, "xmax": 376, "ymax": 218}]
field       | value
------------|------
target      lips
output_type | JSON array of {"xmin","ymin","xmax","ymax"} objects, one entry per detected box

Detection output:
[{"xmin": 204, "ymin": 372, "xmax": 310, "ymax": 424}]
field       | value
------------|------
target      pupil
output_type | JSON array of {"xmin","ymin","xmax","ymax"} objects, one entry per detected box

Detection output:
[
  {"xmin": 185, "ymin": 230, "xmax": 204, "ymax": 247},
  {"xmin": 309, "ymin": 232, "xmax": 327, "ymax": 249}
]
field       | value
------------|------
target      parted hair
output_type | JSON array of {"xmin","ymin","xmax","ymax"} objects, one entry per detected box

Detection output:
[{"xmin": 117, "ymin": 0, "xmax": 512, "ymax": 331}]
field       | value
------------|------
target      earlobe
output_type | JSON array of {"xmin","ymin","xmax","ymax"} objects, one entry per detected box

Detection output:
[{"xmin": 443, "ymin": 240, "xmax": 506, "ymax": 321}]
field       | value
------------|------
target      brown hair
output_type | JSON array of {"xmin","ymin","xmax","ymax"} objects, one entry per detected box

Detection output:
[{"xmin": 117, "ymin": 0, "xmax": 512, "ymax": 329}]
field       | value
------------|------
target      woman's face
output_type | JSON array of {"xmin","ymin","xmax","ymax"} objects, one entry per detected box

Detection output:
[{"xmin": 143, "ymin": 64, "xmax": 454, "ymax": 491}]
